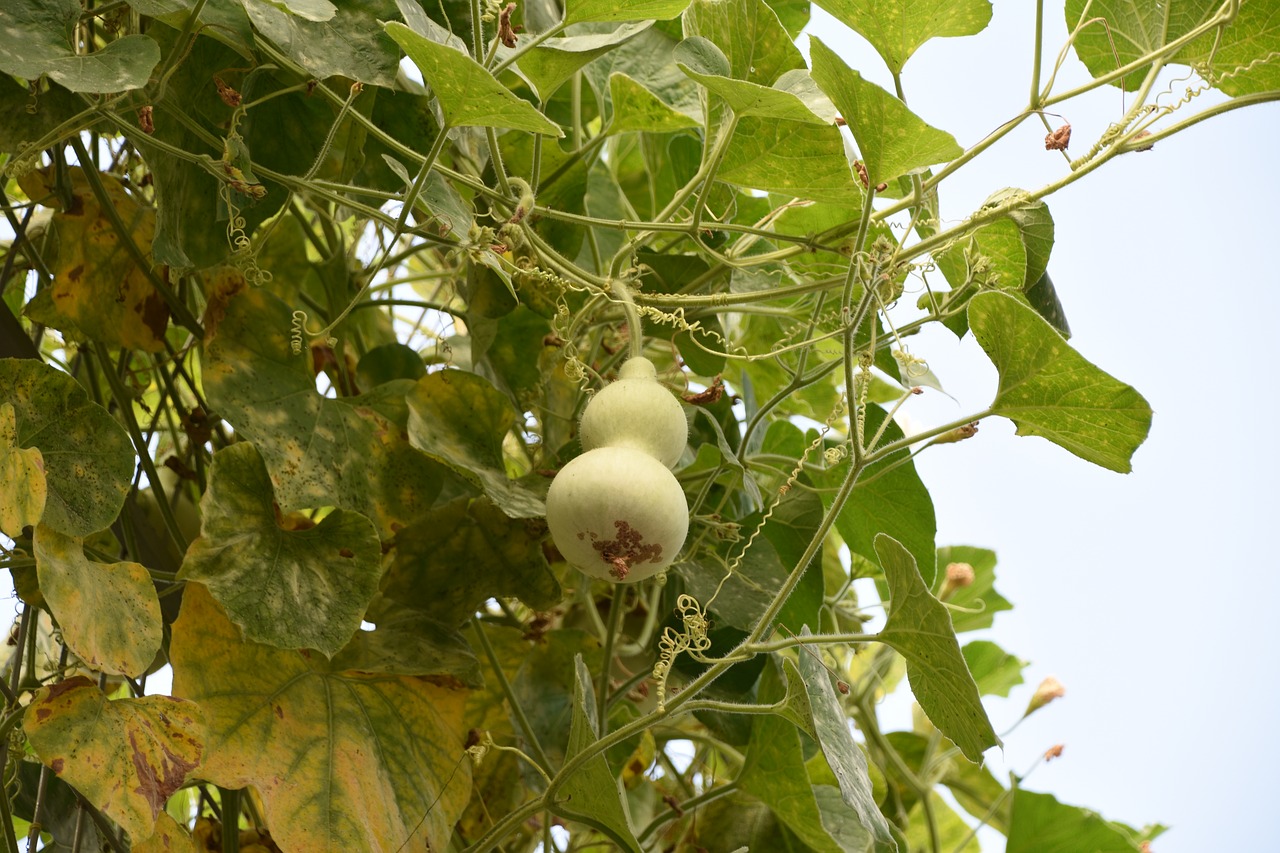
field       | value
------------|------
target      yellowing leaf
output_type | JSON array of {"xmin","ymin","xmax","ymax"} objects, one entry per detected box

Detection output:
[
  {"xmin": 16, "ymin": 167, "xmax": 169, "ymax": 351},
  {"xmin": 24, "ymin": 677, "xmax": 205, "ymax": 844},
  {"xmin": 181, "ymin": 442, "xmax": 383, "ymax": 656},
  {"xmin": 171, "ymin": 584, "xmax": 472, "ymax": 852},
  {"xmin": 135, "ymin": 813, "xmax": 199, "ymax": 853},
  {"xmin": 34, "ymin": 524, "xmax": 162, "ymax": 678},
  {"xmin": 0, "ymin": 402, "xmax": 46, "ymax": 534}
]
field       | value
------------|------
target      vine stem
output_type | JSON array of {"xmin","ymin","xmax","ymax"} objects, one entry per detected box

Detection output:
[
  {"xmin": 597, "ymin": 586, "xmax": 626, "ymax": 735},
  {"xmin": 469, "ymin": 616, "xmax": 554, "ymax": 776},
  {"xmin": 610, "ymin": 278, "xmax": 645, "ymax": 360}
]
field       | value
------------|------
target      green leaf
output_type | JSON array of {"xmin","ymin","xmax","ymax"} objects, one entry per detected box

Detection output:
[
  {"xmin": 0, "ymin": 75, "xmax": 87, "ymax": 156},
  {"xmin": 514, "ymin": 22, "xmax": 654, "ymax": 101},
  {"xmin": 204, "ymin": 286, "xmax": 446, "ymax": 538},
  {"xmin": 1026, "ymin": 270, "xmax": 1072, "ymax": 338},
  {"xmin": 1007, "ymin": 785, "xmax": 1147, "ymax": 853},
  {"xmin": 386, "ymin": 22, "xmax": 563, "ymax": 135},
  {"xmin": 1065, "ymin": 0, "xmax": 1218, "ymax": 92},
  {"xmin": 904, "ymin": 793, "xmax": 981, "ymax": 853},
  {"xmin": 605, "ymin": 72, "xmax": 701, "ymax": 133},
  {"xmin": 814, "ymin": 0, "xmax": 992, "ymax": 74},
  {"xmin": 935, "ymin": 545, "xmax": 1011, "ymax": 632},
  {"xmin": 962, "ymin": 640, "xmax": 1027, "ymax": 697},
  {"xmin": 171, "ymin": 583, "xmax": 473, "ymax": 852},
  {"xmin": 406, "ymin": 370, "xmax": 546, "ymax": 517},
  {"xmin": 127, "ymin": 0, "xmax": 255, "ymax": 56},
  {"xmin": 683, "ymin": 0, "xmax": 806, "ymax": 85},
  {"xmin": 180, "ymin": 442, "xmax": 382, "ymax": 656},
  {"xmin": 562, "ymin": 0, "xmax": 691, "ymax": 25},
  {"xmin": 242, "ymin": 0, "xmax": 399, "ymax": 85},
  {"xmin": 1179, "ymin": 0, "xmax": 1280, "ymax": 95},
  {"xmin": 33, "ymin": 525, "xmax": 162, "ymax": 678},
  {"xmin": 719, "ymin": 117, "xmax": 863, "ymax": 203},
  {"xmin": 773, "ymin": 657, "xmax": 818, "ymax": 740},
  {"xmin": 0, "ymin": 359, "xmax": 133, "ymax": 538},
  {"xmin": 264, "ymin": 0, "xmax": 337, "ymax": 21},
  {"xmin": 0, "ymin": 402, "xmax": 46, "ymax": 535},
  {"xmin": 552, "ymin": 655, "xmax": 642, "ymax": 851},
  {"xmin": 376, "ymin": 496, "xmax": 561, "ymax": 624},
  {"xmin": 329, "ymin": 610, "xmax": 483, "ymax": 687},
  {"xmin": 809, "ymin": 36, "xmax": 963, "ymax": 185},
  {"xmin": 875, "ymin": 534, "xmax": 1000, "ymax": 763},
  {"xmin": 941, "ymin": 755, "xmax": 1009, "ymax": 834},
  {"xmin": 798, "ymin": 628, "xmax": 897, "ymax": 848},
  {"xmin": 967, "ymin": 291, "xmax": 1153, "ymax": 472},
  {"xmin": 24, "ymin": 677, "xmax": 205, "ymax": 844},
  {"xmin": 820, "ymin": 405, "xmax": 937, "ymax": 586},
  {"xmin": 739, "ymin": 706, "xmax": 870, "ymax": 852},
  {"xmin": 0, "ymin": 0, "xmax": 160, "ymax": 93},
  {"xmin": 675, "ymin": 38, "xmax": 827, "ymax": 123}
]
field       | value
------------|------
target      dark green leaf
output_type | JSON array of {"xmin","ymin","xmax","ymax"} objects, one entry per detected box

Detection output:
[
  {"xmin": 1007, "ymin": 786, "xmax": 1147, "ymax": 853},
  {"xmin": 814, "ymin": 0, "xmax": 992, "ymax": 74},
  {"xmin": 330, "ymin": 609, "xmax": 483, "ymax": 687},
  {"xmin": 127, "ymin": 0, "xmax": 254, "ymax": 56},
  {"xmin": 0, "ymin": 0, "xmax": 160, "ymax": 93},
  {"xmin": 405, "ymin": 370, "xmax": 546, "ymax": 517},
  {"xmin": 962, "ymin": 640, "xmax": 1026, "ymax": 697},
  {"xmin": 357, "ymin": 342, "xmax": 427, "ymax": 388},
  {"xmin": 0, "ymin": 76, "xmax": 87, "ymax": 155},
  {"xmin": 552, "ymin": 655, "xmax": 642, "ymax": 851},
  {"xmin": 181, "ymin": 442, "xmax": 382, "ymax": 656},
  {"xmin": 203, "ymin": 286, "xmax": 446, "ymax": 538},
  {"xmin": 1025, "ymin": 270, "xmax": 1072, "ymax": 338},
  {"xmin": 798, "ymin": 628, "xmax": 896, "ymax": 847},
  {"xmin": 0, "ymin": 359, "xmax": 133, "ymax": 538},
  {"xmin": 377, "ymin": 496, "xmax": 560, "ymax": 624},
  {"xmin": 875, "ymin": 534, "xmax": 1000, "ymax": 763},
  {"xmin": 243, "ymin": 0, "xmax": 400, "ymax": 86},
  {"xmin": 387, "ymin": 22, "xmax": 563, "ymax": 134},
  {"xmin": 809, "ymin": 36, "xmax": 962, "ymax": 185},
  {"xmin": 968, "ymin": 291, "xmax": 1152, "ymax": 472}
]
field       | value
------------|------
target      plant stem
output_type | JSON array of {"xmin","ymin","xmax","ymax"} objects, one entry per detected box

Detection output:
[
  {"xmin": 469, "ymin": 616, "xmax": 554, "ymax": 775},
  {"xmin": 597, "ymin": 586, "xmax": 626, "ymax": 735}
]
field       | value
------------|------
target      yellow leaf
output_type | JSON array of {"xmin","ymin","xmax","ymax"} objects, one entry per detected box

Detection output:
[
  {"xmin": 34, "ymin": 524, "xmax": 163, "ymax": 678},
  {"xmin": 0, "ymin": 402, "xmax": 46, "ymax": 534},
  {"xmin": 170, "ymin": 584, "xmax": 473, "ymax": 852},
  {"xmin": 17, "ymin": 166, "xmax": 169, "ymax": 351},
  {"xmin": 135, "ymin": 813, "xmax": 200, "ymax": 853},
  {"xmin": 24, "ymin": 677, "xmax": 205, "ymax": 844}
]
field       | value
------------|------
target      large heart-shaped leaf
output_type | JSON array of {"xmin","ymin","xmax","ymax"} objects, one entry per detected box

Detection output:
[
  {"xmin": 170, "ymin": 583, "xmax": 472, "ymax": 853},
  {"xmin": 1064, "ymin": 0, "xmax": 1218, "ymax": 92},
  {"xmin": 0, "ymin": 359, "xmax": 133, "ymax": 538},
  {"xmin": 815, "ymin": 0, "xmax": 992, "ymax": 74},
  {"xmin": 24, "ymin": 678, "xmax": 205, "ymax": 843},
  {"xmin": 34, "ymin": 525, "xmax": 162, "ymax": 678},
  {"xmin": 181, "ymin": 442, "xmax": 382, "ymax": 656},
  {"xmin": 967, "ymin": 291, "xmax": 1152, "ymax": 472},
  {"xmin": 562, "ymin": 0, "xmax": 691, "ymax": 26},
  {"xmin": 0, "ymin": 0, "xmax": 160, "ymax": 93},
  {"xmin": 675, "ymin": 38, "xmax": 827, "ymax": 123},
  {"xmin": 242, "ymin": 0, "xmax": 398, "ymax": 85},
  {"xmin": 683, "ymin": 0, "xmax": 805, "ymax": 85},
  {"xmin": 202, "ymin": 285, "xmax": 445, "ymax": 538},
  {"xmin": 874, "ymin": 534, "xmax": 999, "ymax": 763}
]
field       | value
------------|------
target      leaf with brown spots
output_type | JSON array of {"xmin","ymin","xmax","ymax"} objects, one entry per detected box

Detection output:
[
  {"xmin": 180, "ymin": 442, "xmax": 382, "ymax": 656},
  {"xmin": 24, "ymin": 677, "xmax": 205, "ymax": 844},
  {"xmin": 34, "ymin": 524, "xmax": 162, "ymax": 678},
  {"xmin": 171, "ymin": 584, "xmax": 472, "ymax": 853},
  {"xmin": 135, "ymin": 813, "xmax": 199, "ymax": 853},
  {"xmin": 0, "ymin": 402, "xmax": 46, "ymax": 535},
  {"xmin": 16, "ymin": 167, "xmax": 169, "ymax": 351}
]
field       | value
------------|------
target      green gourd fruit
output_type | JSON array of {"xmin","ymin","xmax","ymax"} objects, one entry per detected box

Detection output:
[{"xmin": 578, "ymin": 357, "xmax": 687, "ymax": 469}]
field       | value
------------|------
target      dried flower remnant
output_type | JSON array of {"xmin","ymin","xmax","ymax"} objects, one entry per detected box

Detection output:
[
  {"xmin": 498, "ymin": 3, "xmax": 521, "ymax": 48},
  {"xmin": 138, "ymin": 105, "xmax": 154, "ymax": 135},
  {"xmin": 939, "ymin": 561, "xmax": 975, "ymax": 600},
  {"xmin": 1044, "ymin": 744, "xmax": 1064, "ymax": 761},
  {"xmin": 1025, "ymin": 675, "xmax": 1066, "ymax": 715},
  {"xmin": 1045, "ymin": 123, "xmax": 1072, "ymax": 151},
  {"xmin": 214, "ymin": 76, "xmax": 242, "ymax": 108}
]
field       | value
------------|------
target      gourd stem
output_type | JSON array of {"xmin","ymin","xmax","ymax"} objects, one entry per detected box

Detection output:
[{"xmin": 611, "ymin": 277, "xmax": 644, "ymax": 360}]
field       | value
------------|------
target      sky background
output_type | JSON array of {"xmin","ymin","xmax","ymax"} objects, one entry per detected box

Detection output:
[{"xmin": 806, "ymin": 2, "xmax": 1279, "ymax": 850}]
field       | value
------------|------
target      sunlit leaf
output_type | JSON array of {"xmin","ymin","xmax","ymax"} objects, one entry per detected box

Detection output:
[
  {"xmin": 719, "ymin": 117, "xmax": 863, "ymax": 203},
  {"xmin": 809, "ymin": 36, "xmax": 962, "ymax": 185},
  {"xmin": 134, "ymin": 813, "xmax": 198, "ymax": 853},
  {"xmin": 815, "ymin": 0, "xmax": 992, "ymax": 74},
  {"xmin": 968, "ymin": 291, "xmax": 1152, "ymax": 472},
  {"xmin": 941, "ymin": 754, "xmax": 1009, "ymax": 833},
  {"xmin": 798, "ymin": 627, "xmax": 896, "ymax": 848},
  {"xmin": 904, "ymin": 792, "xmax": 981, "ymax": 853},
  {"xmin": 242, "ymin": 0, "xmax": 399, "ymax": 85},
  {"xmin": 562, "ymin": 0, "xmax": 691, "ymax": 26},
  {"xmin": 683, "ymin": 0, "xmax": 806, "ymax": 85},
  {"xmin": 875, "ymin": 534, "xmax": 1000, "ymax": 763},
  {"xmin": 1007, "ymin": 785, "xmax": 1150, "ymax": 853},
  {"xmin": 0, "ymin": 0, "xmax": 160, "ymax": 92},
  {"xmin": 377, "ymin": 495, "xmax": 560, "ymax": 624},
  {"xmin": 16, "ymin": 167, "xmax": 169, "ymax": 351},
  {"xmin": 34, "ymin": 525, "xmax": 162, "ymax": 678},
  {"xmin": 676, "ymin": 38, "xmax": 827, "ymax": 123},
  {"xmin": 181, "ymin": 442, "xmax": 382, "ymax": 656},
  {"xmin": 962, "ymin": 640, "xmax": 1027, "ymax": 697},
  {"xmin": 171, "ymin": 583, "xmax": 472, "ymax": 852},
  {"xmin": 512, "ymin": 22, "xmax": 653, "ymax": 101},
  {"xmin": 935, "ymin": 545, "xmax": 1011, "ymax": 632},
  {"xmin": 406, "ymin": 370, "xmax": 546, "ymax": 518},
  {"xmin": 1065, "ymin": 0, "xmax": 1218, "ymax": 92},
  {"xmin": 0, "ymin": 359, "xmax": 133, "ymax": 538},
  {"xmin": 386, "ymin": 22, "xmax": 563, "ymax": 135},
  {"xmin": 605, "ymin": 72, "xmax": 701, "ymax": 132},
  {"xmin": 24, "ymin": 677, "xmax": 205, "ymax": 843},
  {"xmin": 0, "ymin": 402, "xmax": 45, "ymax": 535},
  {"xmin": 552, "ymin": 655, "xmax": 642, "ymax": 851},
  {"xmin": 203, "ymin": 286, "xmax": 446, "ymax": 538},
  {"xmin": 1179, "ymin": 0, "xmax": 1280, "ymax": 95}
]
